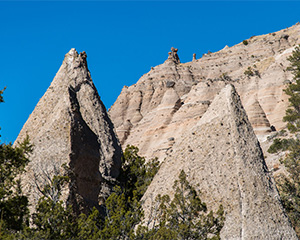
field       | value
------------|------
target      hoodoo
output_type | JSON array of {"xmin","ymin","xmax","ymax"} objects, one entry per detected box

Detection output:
[
  {"xmin": 15, "ymin": 49, "xmax": 122, "ymax": 213},
  {"xmin": 109, "ymin": 23, "xmax": 300, "ymax": 167},
  {"xmin": 142, "ymin": 85, "xmax": 298, "ymax": 239}
]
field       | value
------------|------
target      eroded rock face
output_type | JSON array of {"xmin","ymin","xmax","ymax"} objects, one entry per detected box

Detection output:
[
  {"xmin": 15, "ymin": 49, "xmax": 122, "ymax": 213},
  {"xmin": 142, "ymin": 85, "xmax": 298, "ymax": 239},
  {"xmin": 109, "ymin": 23, "xmax": 300, "ymax": 165}
]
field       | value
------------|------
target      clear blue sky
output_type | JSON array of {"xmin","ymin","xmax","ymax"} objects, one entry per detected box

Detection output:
[{"xmin": 0, "ymin": 1, "xmax": 299, "ymax": 143}]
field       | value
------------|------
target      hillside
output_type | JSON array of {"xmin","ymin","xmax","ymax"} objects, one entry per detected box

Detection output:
[
  {"xmin": 12, "ymin": 23, "xmax": 300, "ymax": 239},
  {"xmin": 109, "ymin": 23, "xmax": 300, "ymax": 172}
]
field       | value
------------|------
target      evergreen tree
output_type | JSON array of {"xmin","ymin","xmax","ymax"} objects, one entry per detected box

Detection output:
[
  {"xmin": 77, "ymin": 208, "xmax": 102, "ymax": 240},
  {"xmin": 283, "ymin": 45, "xmax": 300, "ymax": 133},
  {"xmin": 19, "ymin": 145, "xmax": 159, "ymax": 239},
  {"xmin": 99, "ymin": 145, "xmax": 160, "ymax": 240},
  {"xmin": 268, "ymin": 44, "xmax": 300, "ymax": 236},
  {"xmin": 101, "ymin": 186, "xmax": 142, "ymax": 239},
  {"xmin": 0, "ymin": 90, "xmax": 32, "ymax": 239},
  {"xmin": 119, "ymin": 145, "xmax": 160, "ymax": 201},
  {"xmin": 142, "ymin": 170, "xmax": 224, "ymax": 240},
  {"xmin": 28, "ymin": 174, "xmax": 77, "ymax": 239},
  {"xmin": 0, "ymin": 121, "xmax": 224, "ymax": 240}
]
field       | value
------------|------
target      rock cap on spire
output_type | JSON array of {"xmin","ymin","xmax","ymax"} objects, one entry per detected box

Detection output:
[{"xmin": 166, "ymin": 47, "xmax": 180, "ymax": 64}]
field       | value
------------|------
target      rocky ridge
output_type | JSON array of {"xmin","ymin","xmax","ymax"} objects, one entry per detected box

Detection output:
[
  {"xmin": 15, "ymin": 49, "xmax": 122, "ymax": 213},
  {"xmin": 109, "ymin": 23, "xmax": 300, "ymax": 170},
  {"xmin": 142, "ymin": 84, "xmax": 298, "ymax": 239}
]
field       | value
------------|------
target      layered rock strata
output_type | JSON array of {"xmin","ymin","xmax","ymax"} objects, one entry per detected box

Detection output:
[
  {"xmin": 109, "ymin": 23, "xmax": 300, "ymax": 167},
  {"xmin": 15, "ymin": 49, "xmax": 122, "ymax": 213},
  {"xmin": 142, "ymin": 85, "xmax": 298, "ymax": 239}
]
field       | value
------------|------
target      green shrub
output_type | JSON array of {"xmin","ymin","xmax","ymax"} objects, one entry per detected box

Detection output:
[
  {"xmin": 268, "ymin": 44, "xmax": 300, "ymax": 237},
  {"xmin": 244, "ymin": 66, "xmax": 260, "ymax": 78},
  {"xmin": 244, "ymin": 67, "xmax": 254, "ymax": 77},
  {"xmin": 243, "ymin": 40, "xmax": 248, "ymax": 45}
]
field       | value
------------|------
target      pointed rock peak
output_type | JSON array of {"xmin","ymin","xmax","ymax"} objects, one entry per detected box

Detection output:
[
  {"xmin": 142, "ymin": 84, "xmax": 297, "ymax": 239},
  {"xmin": 67, "ymin": 47, "xmax": 78, "ymax": 56},
  {"xmin": 198, "ymin": 84, "xmax": 241, "ymax": 125},
  {"xmin": 222, "ymin": 45, "xmax": 229, "ymax": 50},
  {"xmin": 64, "ymin": 48, "xmax": 79, "ymax": 64},
  {"xmin": 165, "ymin": 47, "xmax": 180, "ymax": 64},
  {"xmin": 63, "ymin": 48, "xmax": 88, "ymax": 72},
  {"xmin": 48, "ymin": 49, "xmax": 92, "ymax": 90},
  {"xmin": 15, "ymin": 50, "xmax": 122, "ymax": 215}
]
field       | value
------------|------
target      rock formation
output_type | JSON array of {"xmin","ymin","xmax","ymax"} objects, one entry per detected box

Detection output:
[
  {"xmin": 12, "ymin": 23, "xmax": 300, "ymax": 238},
  {"xmin": 192, "ymin": 53, "xmax": 196, "ymax": 61},
  {"xmin": 142, "ymin": 84, "xmax": 298, "ymax": 239},
  {"xmin": 109, "ymin": 23, "xmax": 300, "ymax": 172},
  {"xmin": 167, "ymin": 47, "xmax": 180, "ymax": 64},
  {"xmin": 15, "ymin": 49, "xmax": 122, "ymax": 213}
]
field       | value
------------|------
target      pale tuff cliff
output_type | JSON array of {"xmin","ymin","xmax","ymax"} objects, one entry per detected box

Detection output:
[
  {"xmin": 109, "ymin": 23, "xmax": 300, "ymax": 171},
  {"xmin": 142, "ymin": 85, "xmax": 298, "ymax": 239},
  {"xmin": 15, "ymin": 49, "xmax": 122, "ymax": 213},
  {"xmin": 13, "ymin": 23, "xmax": 300, "ymax": 239}
]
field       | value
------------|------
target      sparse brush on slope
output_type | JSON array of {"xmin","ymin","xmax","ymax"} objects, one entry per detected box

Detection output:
[{"xmin": 4, "ymin": 144, "xmax": 224, "ymax": 239}]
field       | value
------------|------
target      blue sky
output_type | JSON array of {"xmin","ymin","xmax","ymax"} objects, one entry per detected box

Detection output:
[{"xmin": 0, "ymin": 1, "xmax": 299, "ymax": 143}]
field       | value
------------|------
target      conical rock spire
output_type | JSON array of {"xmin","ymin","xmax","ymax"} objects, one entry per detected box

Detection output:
[
  {"xmin": 15, "ymin": 49, "xmax": 122, "ymax": 213},
  {"xmin": 142, "ymin": 84, "xmax": 297, "ymax": 239}
]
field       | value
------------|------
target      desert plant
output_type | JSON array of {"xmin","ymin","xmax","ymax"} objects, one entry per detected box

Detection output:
[
  {"xmin": 268, "ymin": 44, "xmax": 300, "ymax": 237},
  {"xmin": 244, "ymin": 67, "xmax": 254, "ymax": 77},
  {"xmin": 142, "ymin": 170, "xmax": 224, "ymax": 240},
  {"xmin": 243, "ymin": 40, "xmax": 248, "ymax": 46}
]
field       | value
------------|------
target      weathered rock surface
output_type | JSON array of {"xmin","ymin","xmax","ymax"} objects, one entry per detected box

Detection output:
[
  {"xmin": 109, "ymin": 23, "xmax": 300, "ymax": 168},
  {"xmin": 15, "ymin": 49, "xmax": 122, "ymax": 213},
  {"xmin": 142, "ymin": 85, "xmax": 298, "ymax": 239}
]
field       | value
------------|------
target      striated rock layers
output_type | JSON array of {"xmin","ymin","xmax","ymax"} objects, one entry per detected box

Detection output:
[
  {"xmin": 142, "ymin": 85, "xmax": 298, "ymax": 239},
  {"xmin": 109, "ymin": 23, "xmax": 300, "ymax": 168},
  {"xmin": 15, "ymin": 49, "xmax": 122, "ymax": 213}
]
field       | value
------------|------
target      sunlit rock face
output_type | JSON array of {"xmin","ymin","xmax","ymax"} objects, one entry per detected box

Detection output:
[
  {"xmin": 109, "ymin": 23, "xmax": 300, "ymax": 165},
  {"xmin": 15, "ymin": 49, "xmax": 122, "ymax": 214},
  {"xmin": 142, "ymin": 85, "xmax": 298, "ymax": 239},
  {"xmin": 108, "ymin": 24, "xmax": 300, "ymax": 238}
]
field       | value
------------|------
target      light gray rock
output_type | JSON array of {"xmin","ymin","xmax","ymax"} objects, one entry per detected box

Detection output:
[
  {"xmin": 15, "ymin": 49, "xmax": 122, "ymax": 213},
  {"xmin": 142, "ymin": 85, "xmax": 298, "ymax": 239},
  {"xmin": 109, "ymin": 23, "xmax": 300, "ymax": 172}
]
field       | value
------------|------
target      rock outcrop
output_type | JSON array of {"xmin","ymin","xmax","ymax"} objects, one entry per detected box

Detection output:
[
  {"xmin": 142, "ymin": 85, "xmax": 298, "ymax": 239},
  {"xmin": 15, "ymin": 49, "xmax": 122, "ymax": 213},
  {"xmin": 109, "ymin": 23, "xmax": 300, "ymax": 169}
]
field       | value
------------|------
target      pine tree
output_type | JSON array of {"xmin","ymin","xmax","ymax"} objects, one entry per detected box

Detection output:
[
  {"xmin": 0, "ymin": 90, "xmax": 33, "ymax": 239},
  {"xmin": 28, "ymin": 174, "xmax": 77, "ymax": 239},
  {"xmin": 268, "ymin": 44, "xmax": 300, "ymax": 236},
  {"xmin": 77, "ymin": 208, "xmax": 102, "ymax": 240},
  {"xmin": 100, "ymin": 186, "xmax": 142, "ymax": 240},
  {"xmin": 99, "ymin": 145, "xmax": 160, "ymax": 240},
  {"xmin": 142, "ymin": 170, "xmax": 224, "ymax": 240},
  {"xmin": 283, "ymin": 45, "xmax": 300, "ymax": 133},
  {"xmin": 119, "ymin": 145, "xmax": 160, "ymax": 201}
]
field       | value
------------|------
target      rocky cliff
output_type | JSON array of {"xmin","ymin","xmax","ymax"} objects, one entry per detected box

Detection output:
[
  {"xmin": 142, "ymin": 84, "xmax": 298, "ymax": 239},
  {"xmin": 15, "ymin": 49, "xmax": 122, "ymax": 213},
  {"xmin": 13, "ymin": 23, "xmax": 300, "ymax": 238},
  {"xmin": 109, "ymin": 23, "xmax": 300, "ymax": 171}
]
